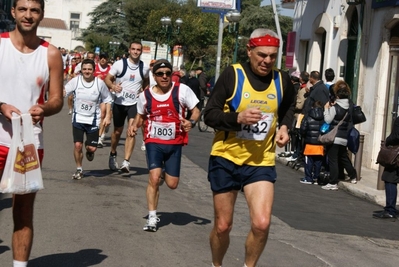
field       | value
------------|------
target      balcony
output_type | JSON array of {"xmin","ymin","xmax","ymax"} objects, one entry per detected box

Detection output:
[{"xmin": 281, "ymin": 0, "xmax": 295, "ymax": 9}]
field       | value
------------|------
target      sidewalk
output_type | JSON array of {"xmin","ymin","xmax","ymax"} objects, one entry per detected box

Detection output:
[{"xmin": 275, "ymin": 146, "xmax": 394, "ymax": 207}]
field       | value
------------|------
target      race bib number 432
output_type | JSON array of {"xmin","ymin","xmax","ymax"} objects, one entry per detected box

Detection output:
[{"xmin": 236, "ymin": 113, "xmax": 274, "ymax": 141}]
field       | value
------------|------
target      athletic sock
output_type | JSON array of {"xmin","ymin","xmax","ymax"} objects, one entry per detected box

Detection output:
[
  {"xmin": 149, "ymin": 210, "xmax": 157, "ymax": 217},
  {"xmin": 13, "ymin": 260, "xmax": 28, "ymax": 267}
]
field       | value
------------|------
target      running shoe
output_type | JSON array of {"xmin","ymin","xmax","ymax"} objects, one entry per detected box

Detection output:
[
  {"xmin": 86, "ymin": 151, "xmax": 94, "ymax": 161},
  {"xmin": 143, "ymin": 215, "xmax": 160, "ymax": 232},
  {"xmin": 119, "ymin": 160, "xmax": 130, "ymax": 173},
  {"xmin": 109, "ymin": 153, "xmax": 118, "ymax": 171},
  {"xmin": 321, "ymin": 183, "xmax": 338, "ymax": 190},
  {"xmin": 350, "ymin": 178, "xmax": 358, "ymax": 184},
  {"xmin": 68, "ymin": 109, "xmax": 72, "ymax": 115},
  {"xmin": 299, "ymin": 178, "xmax": 313, "ymax": 185},
  {"xmin": 72, "ymin": 169, "xmax": 83, "ymax": 180}
]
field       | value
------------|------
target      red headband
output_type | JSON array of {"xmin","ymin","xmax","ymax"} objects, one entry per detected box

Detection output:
[{"xmin": 248, "ymin": 35, "xmax": 280, "ymax": 48}]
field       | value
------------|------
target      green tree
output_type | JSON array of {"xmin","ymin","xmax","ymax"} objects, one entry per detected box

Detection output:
[{"xmin": 79, "ymin": 0, "xmax": 131, "ymax": 56}]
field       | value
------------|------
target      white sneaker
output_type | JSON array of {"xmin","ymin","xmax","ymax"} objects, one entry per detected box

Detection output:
[
  {"xmin": 141, "ymin": 141, "xmax": 146, "ymax": 151},
  {"xmin": 143, "ymin": 215, "xmax": 160, "ymax": 232},
  {"xmin": 72, "ymin": 169, "xmax": 83, "ymax": 180},
  {"xmin": 97, "ymin": 138, "xmax": 104, "ymax": 148},
  {"xmin": 119, "ymin": 160, "xmax": 130, "ymax": 173},
  {"xmin": 109, "ymin": 154, "xmax": 118, "ymax": 171},
  {"xmin": 350, "ymin": 178, "xmax": 357, "ymax": 184},
  {"xmin": 286, "ymin": 156, "xmax": 297, "ymax": 162},
  {"xmin": 68, "ymin": 109, "xmax": 72, "ymax": 115},
  {"xmin": 321, "ymin": 183, "xmax": 338, "ymax": 191}
]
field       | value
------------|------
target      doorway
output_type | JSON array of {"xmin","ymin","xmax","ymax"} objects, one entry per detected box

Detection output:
[{"xmin": 384, "ymin": 47, "xmax": 399, "ymax": 138}]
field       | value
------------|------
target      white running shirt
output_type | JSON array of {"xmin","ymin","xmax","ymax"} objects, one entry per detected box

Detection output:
[
  {"xmin": 108, "ymin": 59, "xmax": 150, "ymax": 106},
  {"xmin": 65, "ymin": 76, "xmax": 113, "ymax": 126},
  {"xmin": 0, "ymin": 32, "xmax": 49, "ymax": 149}
]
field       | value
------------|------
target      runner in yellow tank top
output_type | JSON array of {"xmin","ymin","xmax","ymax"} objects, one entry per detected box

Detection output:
[
  {"xmin": 211, "ymin": 64, "xmax": 283, "ymax": 166},
  {"xmin": 204, "ymin": 28, "xmax": 296, "ymax": 267}
]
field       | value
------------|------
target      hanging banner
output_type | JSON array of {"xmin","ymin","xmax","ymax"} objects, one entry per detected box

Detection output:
[{"xmin": 197, "ymin": 0, "xmax": 236, "ymax": 10}]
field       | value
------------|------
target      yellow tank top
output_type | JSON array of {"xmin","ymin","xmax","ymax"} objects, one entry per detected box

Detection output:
[{"xmin": 210, "ymin": 65, "xmax": 283, "ymax": 166}]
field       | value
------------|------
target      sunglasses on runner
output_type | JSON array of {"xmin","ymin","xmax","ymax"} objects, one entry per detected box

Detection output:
[{"xmin": 154, "ymin": 71, "xmax": 172, "ymax": 77}]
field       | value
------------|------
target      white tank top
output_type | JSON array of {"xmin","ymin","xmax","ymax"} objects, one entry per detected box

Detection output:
[{"xmin": 0, "ymin": 32, "xmax": 49, "ymax": 149}]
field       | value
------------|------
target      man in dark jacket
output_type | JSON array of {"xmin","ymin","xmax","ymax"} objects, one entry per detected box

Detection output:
[
  {"xmin": 186, "ymin": 70, "xmax": 201, "ymax": 119},
  {"xmin": 373, "ymin": 116, "xmax": 399, "ymax": 220},
  {"xmin": 196, "ymin": 66, "xmax": 208, "ymax": 96},
  {"xmin": 302, "ymin": 71, "xmax": 329, "ymax": 115}
]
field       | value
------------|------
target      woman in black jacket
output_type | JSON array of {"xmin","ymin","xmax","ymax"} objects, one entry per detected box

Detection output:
[
  {"xmin": 373, "ymin": 117, "xmax": 399, "ymax": 220},
  {"xmin": 321, "ymin": 81, "xmax": 357, "ymax": 191}
]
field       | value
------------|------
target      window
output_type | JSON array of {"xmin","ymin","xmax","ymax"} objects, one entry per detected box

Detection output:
[{"xmin": 70, "ymin": 13, "xmax": 80, "ymax": 32}]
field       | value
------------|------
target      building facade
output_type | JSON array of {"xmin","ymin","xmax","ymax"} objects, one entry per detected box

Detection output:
[
  {"xmin": 38, "ymin": 0, "xmax": 106, "ymax": 51},
  {"xmin": 286, "ymin": 0, "xmax": 399, "ymax": 171}
]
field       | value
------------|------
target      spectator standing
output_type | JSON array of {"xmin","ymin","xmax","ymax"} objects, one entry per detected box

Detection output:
[
  {"xmin": 186, "ymin": 70, "xmax": 201, "ymax": 119},
  {"xmin": 179, "ymin": 69, "xmax": 189, "ymax": 84},
  {"xmin": 321, "ymin": 81, "xmax": 357, "ymax": 190},
  {"xmin": 373, "ymin": 116, "xmax": 399, "ymax": 220},
  {"xmin": 128, "ymin": 59, "xmax": 200, "ymax": 232},
  {"xmin": 324, "ymin": 68, "xmax": 335, "ymax": 89},
  {"xmin": 0, "ymin": 0, "xmax": 64, "ymax": 265},
  {"xmin": 104, "ymin": 41, "xmax": 150, "ymax": 173},
  {"xmin": 302, "ymin": 71, "xmax": 329, "ymax": 116},
  {"xmin": 204, "ymin": 28, "xmax": 296, "ymax": 267},
  {"xmin": 299, "ymin": 101, "xmax": 325, "ymax": 184},
  {"xmin": 196, "ymin": 66, "xmax": 208, "ymax": 108}
]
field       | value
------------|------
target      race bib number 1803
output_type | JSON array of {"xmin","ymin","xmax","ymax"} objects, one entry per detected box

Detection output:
[{"xmin": 150, "ymin": 121, "xmax": 176, "ymax": 140}]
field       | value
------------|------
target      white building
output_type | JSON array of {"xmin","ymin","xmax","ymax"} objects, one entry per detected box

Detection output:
[
  {"xmin": 283, "ymin": 0, "xmax": 399, "ymax": 173},
  {"xmin": 37, "ymin": 0, "xmax": 107, "ymax": 51}
]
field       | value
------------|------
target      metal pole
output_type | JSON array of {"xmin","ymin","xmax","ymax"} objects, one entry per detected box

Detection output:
[
  {"xmin": 154, "ymin": 42, "xmax": 158, "ymax": 60},
  {"xmin": 233, "ymin": 24, "xmax": 239, "ymax": 64},
  {"xmin": 215, "ymin": 12, "xmax": 224, "ymax": 82},
  {"xmin": 354, "ymin": 134, "xmax": 364, "ymax": 181},
  {"xmin": 166, "ymin": 28, "xmax": 170, "ymax": 61},
  {"xmin": 270, "ymin": 0, "xmax": 282, "ymax": 69}
]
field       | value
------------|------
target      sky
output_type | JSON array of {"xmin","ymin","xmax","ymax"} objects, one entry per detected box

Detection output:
[{"xmin": 261, "ymin": 0, "xmax": 295, "ymax": 17}]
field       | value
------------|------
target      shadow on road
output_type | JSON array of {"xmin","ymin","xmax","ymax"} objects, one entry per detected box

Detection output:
[
  {"xmin": 84, "ymin": 166, "xmax": 148, "ymax": 178},
  {"xmin": 149, "ymin": 211, "xmax": 211, "ymax": 229},
  {"xmin": 0, "ymin": 239, "xmax": 10, "ymax": 255},
  {"xmin": 28, "ymin": 249, "xmax": 107, "ymax": 267},
  {"xmin": 0, "ymin": 195, "xmax": 12, "ymax": 211}
]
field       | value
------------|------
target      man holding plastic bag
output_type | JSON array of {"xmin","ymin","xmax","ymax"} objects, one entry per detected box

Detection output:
[{"xmin": 0, "ymin": 0, "xmax": 64, "ymax": 266}]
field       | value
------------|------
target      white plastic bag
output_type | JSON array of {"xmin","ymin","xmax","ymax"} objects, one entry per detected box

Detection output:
[{"xmin": 0, "ymin": 114, "xmax": 43, "ymax": 194}]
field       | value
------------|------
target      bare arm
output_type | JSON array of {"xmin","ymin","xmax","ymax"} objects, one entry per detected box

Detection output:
[
  {"xmin": 30, "ymin": 44, "xmax": 63, "ymax": 122},
  {"xmin": 128, "ymin": 113, "xmax": 146, "ymax": 137}
]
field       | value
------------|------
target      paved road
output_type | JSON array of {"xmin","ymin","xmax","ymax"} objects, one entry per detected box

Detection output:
[{"xmin": 1, "ymin": 104, "xmax": 398, "ymax": 267}]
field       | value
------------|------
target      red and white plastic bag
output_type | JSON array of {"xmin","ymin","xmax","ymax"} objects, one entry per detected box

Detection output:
[{"xmin": 0, "ymin": 114, "xmax": 43, "ymax": 194}]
